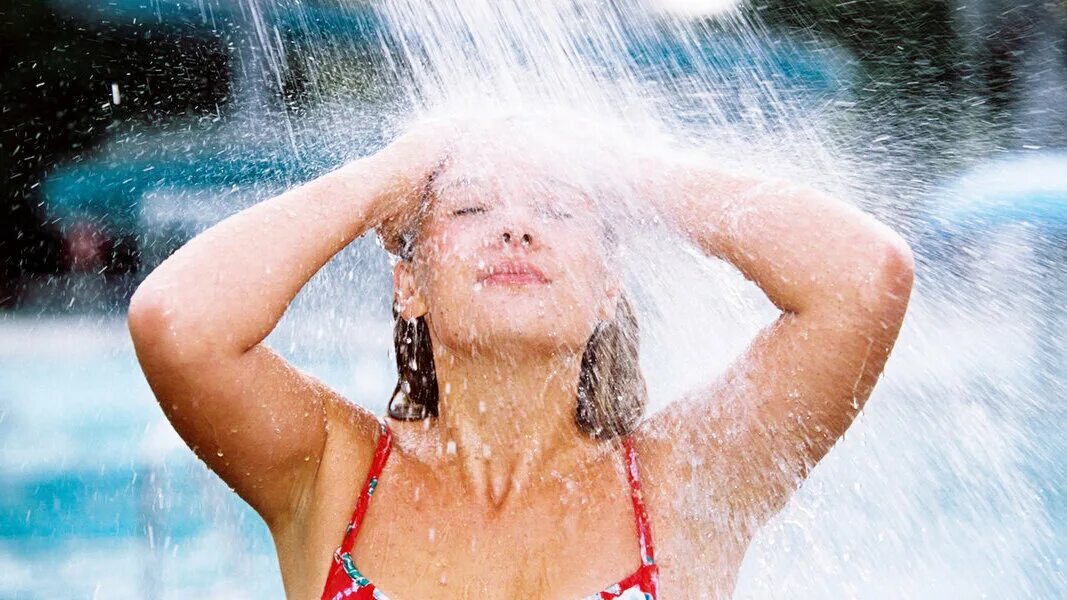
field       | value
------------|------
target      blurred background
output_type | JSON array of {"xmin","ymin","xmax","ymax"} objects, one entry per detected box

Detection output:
[{"xmin": 1, "ymin": 0, "xmax": 1065, "ymax": 598}]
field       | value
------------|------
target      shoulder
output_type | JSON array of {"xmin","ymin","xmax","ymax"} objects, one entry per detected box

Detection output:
[
  {"xmin": 624, "ymin": 426, "xmax": 671, "ymax": 506},
  {"xmin": 281, "ymin": 398, "xmax": 385, "ymax": 533},
  {"xmin": 624, "ymin": 423, "xmax": 759, "ymax": 572},
  {"xmin": 624, "ymin": 417, "xmax": 740, "ymax": 529},
  {"xmin": 321, "ymin": 396, "xmax": 386, "ymax": 471}
]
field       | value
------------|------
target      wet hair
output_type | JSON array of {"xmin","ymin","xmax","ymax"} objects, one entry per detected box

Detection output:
[
  {"xmin": 385, "ymin": 198, "xmax": 648, "ymax": 440},
  {"xmin": 387, "ymin": 291, "xmax": 647, "ymax": 440}
]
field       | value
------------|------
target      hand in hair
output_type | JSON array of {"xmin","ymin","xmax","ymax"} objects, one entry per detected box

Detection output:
[{"xmin": 372, "ymin": 119, "xmax": 459, "ymax": 258}]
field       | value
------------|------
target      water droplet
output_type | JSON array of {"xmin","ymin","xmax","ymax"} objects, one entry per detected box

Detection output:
[
  {"xmin": 446, "ymin": 440, "xmax": 457, "ymax": 455},
  {"xmin": 216, "ymin": 450, "xmax": 224, "ymax": 457},
  {"xmin": 428, "ymin": 527, "xmax": 436, "ymax": 542}
]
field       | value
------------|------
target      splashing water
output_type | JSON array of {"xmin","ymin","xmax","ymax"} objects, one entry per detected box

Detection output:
[
  {"xmin": 248, "ymin": 0, "xmax": 1063, "ymax": 597},
  {"xmin": 4, "ymin": 0, "xmax": 1064, "ymax": 597}
]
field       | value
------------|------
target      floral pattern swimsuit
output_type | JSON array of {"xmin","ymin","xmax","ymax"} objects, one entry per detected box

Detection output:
[{"xmin": 320, "ymin": 417, "xmax": 659, "ymax": 600}]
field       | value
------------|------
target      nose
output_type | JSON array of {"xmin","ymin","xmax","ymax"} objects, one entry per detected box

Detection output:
[
  {"xmin": 495, "ymin": 206, "xmax": 539, "ymax": 250},
  {"xmin": 500, "ymin": 230, "xmax": 533, "ymax": 248}
]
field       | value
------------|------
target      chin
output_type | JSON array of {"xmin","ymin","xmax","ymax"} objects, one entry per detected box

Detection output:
[
  {"xmin": 467, "ymin": 312, "xmax": 594, "ymax": 354},
  {"xmin": 430, "ymin": 291, "xmax": 598, "ymax": 354}
]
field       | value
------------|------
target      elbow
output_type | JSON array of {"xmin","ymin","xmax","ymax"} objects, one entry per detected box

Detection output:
[
  {"xmin": 127, "ymin": 282, "xmax": 181, "ymax": 360},
  {"xmin": 862, "ymin": 233, "xmax": 916, "ymax": 318},
  {"xmin": 880, "ymin": 233, "xmax": 915, "ymax": 296},
  {"xmin": 127, "ymin": 282, "xmax": 168, "ymax": 341},
  {"xmin": 127, "ymin": 282, "xmax": 216, "ymax": 364}
]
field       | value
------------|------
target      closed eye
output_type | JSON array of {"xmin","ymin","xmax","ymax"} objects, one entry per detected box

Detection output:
[
  {"xmin": 451, "ymin": 206, "xmax": 486, "ymax": 216},
  {"xmin": 539, "ymin": 206, "xmax": 573, "ymax": 219}
]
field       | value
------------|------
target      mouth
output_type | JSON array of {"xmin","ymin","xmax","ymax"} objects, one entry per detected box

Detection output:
[{"xmin": 478, "ymin": 259, "xmax": 550, "ymax": 286}]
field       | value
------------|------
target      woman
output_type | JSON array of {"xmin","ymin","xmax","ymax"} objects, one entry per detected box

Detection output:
[{"xmin": 127, "ymin": 118, "xmax": 914, "ymax": 599}]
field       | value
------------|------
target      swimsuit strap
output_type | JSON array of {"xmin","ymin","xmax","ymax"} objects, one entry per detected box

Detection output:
[
  {"xmin": 334, "ymin": 424, "xmax": 655, "ymax": 569},
  {"xmin": 622, "ymin": 436, "xmax": 656, "ymax": 567},
  {"xmin": 338, "ymin": 416, "xmax": 393, "ymax": 555}
]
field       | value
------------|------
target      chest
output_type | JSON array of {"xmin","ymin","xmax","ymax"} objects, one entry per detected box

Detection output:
[
  {"xmin": 284, "ymin": 437, "xmax": 752, "ymax": 599},
  {"xmin": 344, "ymin": 460, "xmax": 650, "ymax": 599}
]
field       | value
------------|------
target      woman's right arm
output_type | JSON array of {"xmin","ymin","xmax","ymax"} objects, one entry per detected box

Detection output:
[{"xmin": 127, "ymin": 137, "xmax": 432, "ymax": 531}]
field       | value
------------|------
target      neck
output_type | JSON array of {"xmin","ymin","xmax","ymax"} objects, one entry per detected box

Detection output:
[{"xmin": 427, "ymin": 344, "xmax": 602, "ymax": 510}]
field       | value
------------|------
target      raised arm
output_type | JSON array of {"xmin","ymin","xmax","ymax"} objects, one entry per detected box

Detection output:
[
  {"xmin": 127, "ymin": 128, "xmax": 442, "ymax": 529},
  {"xmin": 635, "ymin": 156, "xmax": 915, "ymax": 528}
]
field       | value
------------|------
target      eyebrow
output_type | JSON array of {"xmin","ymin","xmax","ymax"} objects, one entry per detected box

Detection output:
[{"xmin": 433, "ymin": 176, "xmax": 593, "ymax": 204}]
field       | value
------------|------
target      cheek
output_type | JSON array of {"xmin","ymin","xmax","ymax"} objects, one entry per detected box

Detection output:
[
  {"xmin": 413, "ymin": 232, "xmax": 479, "ymax": 308},
  {"xmin": 558, "ymin": 233, "xmax": 613, "ymax": 287},
  {"xmin": 562, "ymin": 262, "xmax": 613, "ymax": 320},
  {"xmin": 416, "ymin": 258, "xmax": 467, "ymax": 308},
  {"xmin": 420, "ymin": 220, "xmax": 484, "ymax": 264},
  {"xmin": 539, "ymin": 246, "xmax": 613, "ymax": 324}
]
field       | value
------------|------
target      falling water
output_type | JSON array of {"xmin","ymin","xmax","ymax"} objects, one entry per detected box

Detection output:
[
  {"xmin": 240, "ymin": 0, "xmax": 1065, "ymax": 596},
  {"xmin": 2, "ymin": 0, "xmax": 1064, "ymax": 597}
]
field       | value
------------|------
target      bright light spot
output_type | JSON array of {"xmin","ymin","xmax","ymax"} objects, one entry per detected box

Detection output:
[{"xmin": 656, "ymin": 0, "xmax": 741, "ymax": 17}]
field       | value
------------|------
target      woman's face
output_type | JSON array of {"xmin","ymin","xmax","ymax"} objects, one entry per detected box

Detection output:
[{"xmin": 394, "ymin": 169, "xmax": 620, "ymax": 357}]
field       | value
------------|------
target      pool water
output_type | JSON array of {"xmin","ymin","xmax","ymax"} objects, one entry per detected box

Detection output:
[{"xmin": 1, "ymin": 293, "xmax": 1064, "ymax": 598}]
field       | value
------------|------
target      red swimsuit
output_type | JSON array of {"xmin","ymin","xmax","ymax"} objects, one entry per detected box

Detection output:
[{"xmin": 320, "ymin": 417, "xmax": 660, "ymax": 600}]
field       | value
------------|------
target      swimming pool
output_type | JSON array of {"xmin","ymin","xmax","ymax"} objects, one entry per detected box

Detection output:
[
  {"xmin": 0, "ymin": 314, "xmax": 394, "ymax": 599},
  {"xmin": 2, "ymin": 285, "xmax": 1063, "ymax": 598}
]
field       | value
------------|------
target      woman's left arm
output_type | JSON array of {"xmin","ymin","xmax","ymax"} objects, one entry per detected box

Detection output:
[{"xmin": 634, "ymin": 157, "xmax": 915, "ymax": 527}]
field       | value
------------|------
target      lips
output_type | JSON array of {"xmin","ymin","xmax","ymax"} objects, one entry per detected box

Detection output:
[{"xmin": 478, "ymin": 259, "xmax": 550, "ymax": 285}]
